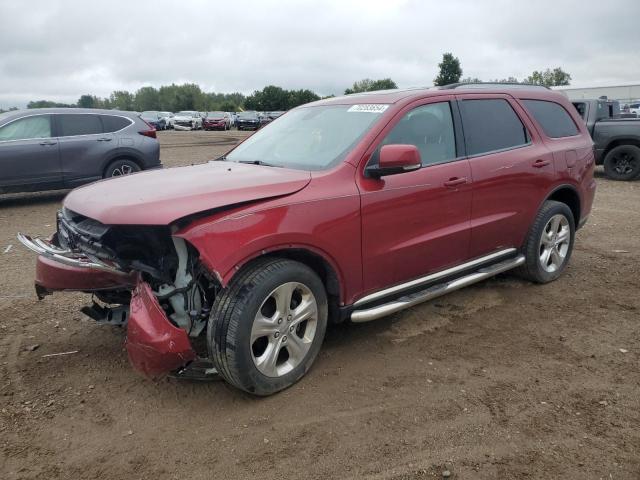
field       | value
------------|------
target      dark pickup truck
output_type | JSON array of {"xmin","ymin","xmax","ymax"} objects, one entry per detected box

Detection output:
[{"xmin": 572, "ymin": 99, "xmax": 640, "ymax": 180}]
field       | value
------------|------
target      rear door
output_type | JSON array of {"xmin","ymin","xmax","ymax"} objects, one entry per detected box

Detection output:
[
  {"xmin": 57, "ymin": 113, "xmax": 114, "ymax": 188},
  {"xmin": 357, "ymin": 96, "xmax": 473, "ymax": 295},
  {"xmin": 456, "ymin": 94, "xmax": 555, "ymax": 258},
  {"xmin": 0, "ymin": 114, "xmax": 61, "ymax": 193}
]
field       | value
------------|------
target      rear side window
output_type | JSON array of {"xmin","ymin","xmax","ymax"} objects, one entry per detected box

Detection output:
[
  {"xmin": 572, "ymin": 102, "xmax": 587, "ymax": 119},
  {"xmin": 522, "ymin": 100, "xmax": 579, "ymax": 138},
  {"xmin": 59, "ymin": 114, "xmax": 103, "ymax": 136},
  {"xmin": 101, "ymin": 115, "xmax": 131, "ymax": 133},
  {"xmin": 0, "ymin": 115, "xmax": 52, "ymax": 141},
  {"xmin": 459, "ymin": 99, "xmax": 529, "ymax": 156}
]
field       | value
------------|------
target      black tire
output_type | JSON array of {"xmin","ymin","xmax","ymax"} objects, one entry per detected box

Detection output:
[
  {"xmin": 103, "ymin": 159, "xmax": 141, "ymax": 178},
  {"xmin": 208, "ymin": 258, "xmax": 328, "ymax": 396},
  {"xmin": 603, "ymin": 145, "xmax": 640, "ymax": 181},
  {"xmin": 517, "ymin": 200, "xmax": 575, "ymax": 284}
]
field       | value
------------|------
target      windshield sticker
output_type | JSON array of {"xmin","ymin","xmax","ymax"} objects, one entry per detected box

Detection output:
[{"xmin": 347, "ymin": 104, "xmax": 389, "ymax": 113}]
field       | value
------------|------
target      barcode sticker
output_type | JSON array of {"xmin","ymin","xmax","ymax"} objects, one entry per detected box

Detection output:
[{"xmin": 347, "ymin": 104, "xmax": 389, "ymax": 113}]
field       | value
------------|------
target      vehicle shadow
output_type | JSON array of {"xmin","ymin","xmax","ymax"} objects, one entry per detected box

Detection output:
[{"xmin": 0, "ymin": 190, "xmax": 69, "ymax": 208}]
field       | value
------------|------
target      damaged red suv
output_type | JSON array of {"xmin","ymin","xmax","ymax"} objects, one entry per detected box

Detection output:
[{"xmin": 19, "ymin": 84, "xmax": 596, "ymax": 395}]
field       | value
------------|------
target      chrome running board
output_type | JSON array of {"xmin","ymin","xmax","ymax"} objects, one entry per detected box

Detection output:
[
  {"xmin": 353, "ymin": 248, "xmax": 517, "ymax": 307},
  {"xmin": 351, "ymin": 254, "xmax": 525, "ymax": 323}
]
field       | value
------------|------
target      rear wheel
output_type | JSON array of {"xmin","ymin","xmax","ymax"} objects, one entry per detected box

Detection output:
[
  {"xmin": 104, "ymin": 159, "xmax": 141, "ymax": 178},
  {"xmin": 517, "ymin": 200, "xmax": 575, "ymax": 283},
  {"xmin": 208, "ymin": 258, "xmax": 328, "ymax": 396},
  {"xmin": 603, "ymin": 145, "xmax": 640, "ymax": 181}
]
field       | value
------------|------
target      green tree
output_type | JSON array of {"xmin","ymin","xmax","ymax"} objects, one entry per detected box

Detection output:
[
  {"xmin": 27, "ymin": 100, "xmax": 74, "ymax": 108},
  {"xmin": 525, "ymin": 67, "xmax": 571, "ymax": 87},
  {"xmin": 134, "ymin": 86, "xmax": 160, "ymax": 111},
  {"xmin": 433, "ymin": 53, "xmax": 462, "ymax": 86},
  {"xmin": 77, "ymin": 94, "xmax": 102, "ymax": 108},
  {"xmin": 287, "ymin": 89, "xmax": 320, "ymax": 108},
  {"xmin": 344, "ymin": 78, "xmax": 397, "ymax": 94},
  {"xmin": 109, "ymin": 90, "xmax": 135, "ymax": 111},
  {"xmin": 244, "ymin": 86, "xmax": 319, "ymax": 111}
]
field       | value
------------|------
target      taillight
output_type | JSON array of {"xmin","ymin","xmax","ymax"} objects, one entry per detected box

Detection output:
[{"xmin": 139, "ymin": 118, "xmax": 157, "ymax": 138}]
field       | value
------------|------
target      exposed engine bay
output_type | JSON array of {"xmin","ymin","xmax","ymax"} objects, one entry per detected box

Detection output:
[{"xmin": 56, "ymin": 208, "xmax": 218, "ymax": 339}]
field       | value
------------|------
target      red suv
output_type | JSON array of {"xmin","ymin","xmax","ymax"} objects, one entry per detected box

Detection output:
[{"xmin": 19, "ymin": 84, "xmax": 596, "ymax": 395}]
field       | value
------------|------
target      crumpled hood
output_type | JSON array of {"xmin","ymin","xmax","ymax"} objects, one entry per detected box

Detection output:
[{"xmin": 63, "ymin": 161, "xmax": 311, "ymax": 225}]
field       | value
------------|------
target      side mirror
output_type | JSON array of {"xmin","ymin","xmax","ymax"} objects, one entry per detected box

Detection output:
[{"xmin": 366, "ymin": 144, "xmax": 422, "ymax": 178}]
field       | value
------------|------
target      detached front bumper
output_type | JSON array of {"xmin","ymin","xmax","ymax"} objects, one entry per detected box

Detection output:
[
  {"xmin": 18, "ymin": 233, "xmax": 136, "ymax": 296},
  {"xmin": 126, "ymin": 281, "xmax": 196, "ymax": 377}
]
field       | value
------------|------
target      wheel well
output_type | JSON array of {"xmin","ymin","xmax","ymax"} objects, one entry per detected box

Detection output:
[
  {"xmin": 603, "ymin": 138, "xmax": 640, "ymax": 158},
  {"xmin": 103, "ymin": 156, "xmax": 143, "ymax": 176},
  {"xmin": 547, "ymin": 187, "xmax": 580, "ymax": 224},
  {"xmin": 241, "ymin": 249, "xmax": 343, "ymax": 323}
]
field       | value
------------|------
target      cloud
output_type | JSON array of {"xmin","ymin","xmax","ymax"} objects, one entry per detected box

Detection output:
[{"xmin": 1, "ymin": 0, "xmax": 639, "ymax": 107}]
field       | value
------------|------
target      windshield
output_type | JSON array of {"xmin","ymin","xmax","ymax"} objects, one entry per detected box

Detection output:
[
  {"xmin": 141, "ymin": 111, "xmax": 158, "ymax": 119},
  {"xmin": 238, "ymin": 112, "xmax": 258, "ymax": 119},
  {"xmin": 207, "ymin": 111, "xmax": 225, "ymax": 117},
  {"xmin": 177, "ymin": 111, "xmax": 196, "ymax": 116},
  {"xmin": 226, "ymin": 105, "xmax": 386, "ymax": 171}
]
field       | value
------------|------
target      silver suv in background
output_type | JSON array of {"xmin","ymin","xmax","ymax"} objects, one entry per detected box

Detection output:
[{"xmin": 0, "ymin": 108, "xmax": 161, "ymax": 194}]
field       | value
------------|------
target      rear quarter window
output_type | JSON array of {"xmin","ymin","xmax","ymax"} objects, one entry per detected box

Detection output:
[
  {"xmin": 522, "ymin": 100, "xmax": 579, "ymax": 138},
  {"xmin": 458, "ymin": 98, "xmax": 529, "ymax": 156},
  {"xmin": 101, "ymin": 115, "xmax": 132, "ymax": 133}
]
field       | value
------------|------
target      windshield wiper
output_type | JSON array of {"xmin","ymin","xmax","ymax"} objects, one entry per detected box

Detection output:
[{"xmin": 237, "ymin": 160, "xmax": 281, "ymax": 168}]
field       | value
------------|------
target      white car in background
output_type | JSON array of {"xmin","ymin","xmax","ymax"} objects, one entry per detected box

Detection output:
[
  {"xmin": 627, "ymin": 103, "xmax": 640, "ymax": 115},
  {"xmin": 173, "ymin": 111, "xmax": 203, "ymax": 130},
  {"xmin": 159, "ymin": 112, "xmax": 175, "ymax": 129}
]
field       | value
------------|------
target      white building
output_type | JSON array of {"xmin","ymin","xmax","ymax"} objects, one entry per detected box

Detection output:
[{"xmin": 554, "ymin": 84, "xmax": 640, "ymax": 105}]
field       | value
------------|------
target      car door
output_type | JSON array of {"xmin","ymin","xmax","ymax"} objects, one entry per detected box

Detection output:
[
  {"xmin": 0, "ymin": 114, "xmax": 62, "ymax": 193},
  {"xmin": 456, "ymin": 94, "xmax": 555, "ymax": 258},
  {"xmin": 56, "ymin": 113, "xmax": 115, "ymax": 188},
  {"xmin": 357, "ymin": 97, "xmax": 473, "ymax": 295}
]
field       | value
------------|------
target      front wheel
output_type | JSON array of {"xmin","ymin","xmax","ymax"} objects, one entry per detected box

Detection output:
[
  {"xmin": 517, "ymin": 200, "xmax": 575, "ymax": 283},
  {"xmin": 208, "ymin": 258, "xmax": 328, "ymax": 396},
  {"xmin": 603, "ymin": 145, "xmax": 640, "ymax": 181}
]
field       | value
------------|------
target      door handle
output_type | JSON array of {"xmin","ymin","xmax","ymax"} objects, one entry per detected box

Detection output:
[
  {"xmin": 444, "ymin": 177, "xmax": 468, "ymax": 187},
  {"xmin": 532, "ymin": 159, "xmax": 550, "ymax": 168},
  {"xmin": 39, "ymin": 140, "xmax": 57, "ymax": 146},
  {"xmin": 97, "ymin": 137, "xmax": 112, "ymax": 142}
]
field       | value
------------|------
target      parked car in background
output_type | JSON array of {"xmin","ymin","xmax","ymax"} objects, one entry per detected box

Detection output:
[
  {"xmin": 572, "ymin": 98, "xmax": 640, "ymax": 180},
  {"xmin": 141, "ymin": 111, "xmax": 167, "ymax": 130},
  {"xmin": 235, "ymin": 111, "xmax": 260, "ymax": 130},
  {"xmin": 268, "ymin": 111, "xmax": 285, "ymax": 120},
  {"xmin": 627, "ymin": 102, "xmax": 640, "ymax": 116},
  {"xmin": 0, "ymin": 108, "xmax": 160, "ymax": 194},
  {"xmin": 18, "ymin": 85, "xmax": 594, "ymax": 395},
  {"xmin": 227, "ymin": 112, "xmax": 236, "ymax": 127},
  {"xmin": 203, "ymin": 111, "xmax": 231, "ymax": 130},
  {"xmin": 159, "ymin": 112, "xmax": 175, "ymax": 129},
  {"xmin": 173, "ymin": 111, "xmax": 203, "ymax": 130}
]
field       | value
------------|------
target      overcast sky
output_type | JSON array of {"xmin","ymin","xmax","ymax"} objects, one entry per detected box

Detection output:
[{"xmin": 1, "ymin": 0, "xmax": 639, "ymax": 108}]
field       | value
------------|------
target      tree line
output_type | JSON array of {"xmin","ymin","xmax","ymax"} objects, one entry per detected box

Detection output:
[
  {"xmin": 434, "ymin": 52, "xmax": 571, "ymax": 87},
  {"xmin": 4, "ymin": 54, "xmax": 571, "ymax": 114}
]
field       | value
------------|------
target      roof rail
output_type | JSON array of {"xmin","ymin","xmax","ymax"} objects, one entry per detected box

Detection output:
[{"xmin": 439, "ymin": 82, "xmax": 550, "ymax": 90}]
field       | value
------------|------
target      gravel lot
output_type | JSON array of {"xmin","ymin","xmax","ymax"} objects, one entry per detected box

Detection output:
[{"xmin": 1, "ymin": 130, "xmax": 639, "ymax": 479}]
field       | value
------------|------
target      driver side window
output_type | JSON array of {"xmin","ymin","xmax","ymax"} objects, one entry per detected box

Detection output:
[{"xmin": 370, "ymin": 102, "xmax": 456, "ymax": 167}]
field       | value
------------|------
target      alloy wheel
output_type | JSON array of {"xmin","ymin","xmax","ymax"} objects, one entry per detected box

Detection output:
[
  {"xmin": 538, "ymin": 214, "xmax": 570, "ymax": 273},
  {"xmin": 111, "ymin": 164, "xmax": 134, "ymax": 177},
  {"xmin": 613, "ymin": 152, "xmax": 638, "ymax": 175},
  {"xmin": 250, "ymin": 282, "xmax": 318, "ymax": 377}
]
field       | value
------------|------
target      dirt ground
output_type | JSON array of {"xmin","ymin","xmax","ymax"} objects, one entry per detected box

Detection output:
[{"xmin": 1, "ymin": 130, "xmax": 638, "ymax": 480}]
